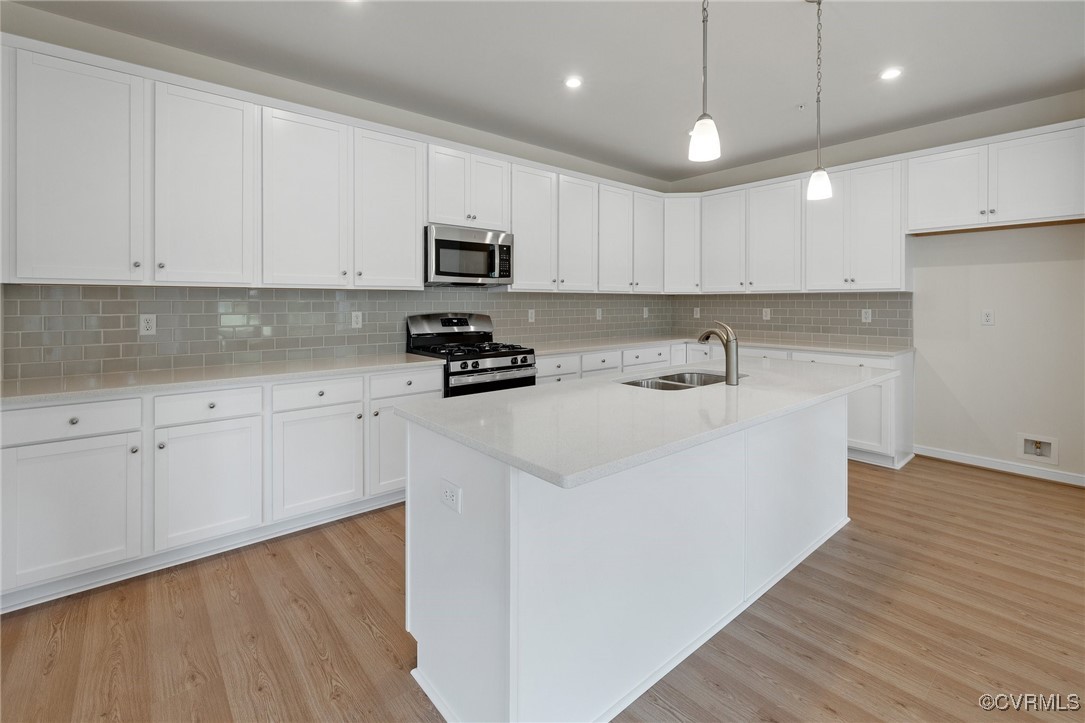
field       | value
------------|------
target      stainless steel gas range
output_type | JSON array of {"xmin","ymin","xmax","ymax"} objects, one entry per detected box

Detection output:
[{"xmin": 405, "ymin": 313, "xmax": 536, "ymax": 397}]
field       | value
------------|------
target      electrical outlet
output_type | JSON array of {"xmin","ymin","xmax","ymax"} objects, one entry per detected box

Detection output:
[
  {"xmin": 762, "ymin": 308, "xmax": 771, "ymax": 321},
  {"xmin": 528, "ymin": 309, "xmax": 535, "ymax": 323},
  {"xmin": 643, "ymin": 307, "xmax": 649, "ymax": 319},
  {"xmin": 440, "ymin": 479, "xmax": 462, "ymax": 513},
  {"xmin": 693, "ymin": 307, "xmax": 700, "ymax": 319},
  {"xmin": 596, "ymin": 308, "xmax": 602, "ymax": 321},
  {"xmin": 139, "ymin": 314, "xmax": 156, "ymax": 336},
  {"xmin": 351, "ymin": 311, "xmax": 364, "ymax": 329},
  {"xmin": 861, "ymin": 309, "xmax": 872, "ymax": 323},
  {"xmin": 981, "ymin": 309, "xmax": 995, "ymax": 326}
]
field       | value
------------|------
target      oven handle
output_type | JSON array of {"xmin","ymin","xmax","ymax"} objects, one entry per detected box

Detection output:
[{"xmin": 448, "ymin": 367, "xmax": 538, "ymax": 387}]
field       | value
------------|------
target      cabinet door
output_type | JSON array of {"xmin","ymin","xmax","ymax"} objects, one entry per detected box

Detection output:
[
  {"xmin": 428, "ymin": 146, "xmax": 470, "ymax": 226},
  {"xmin": 847, "ymin": 162, "xmax": 901, "ymax": 290},
  {"xmin": 272, "ymin": 403, "xmax": 364, "ymax": 520},
  {"xmin": 804, "ymin": 171, "xmax": 847, "ymax": 291},
  {"xmin": 470, "ymin": 155, "xmax": 511, "ymax": 231},
  {"xmin": 663, "ymin": 197, "xmax": 701, "ymax": 293},
  {"xmin": 906, "ymin": 146, "xmax": 987, "ymax": 231},
  {"xmin": 988, "ymin": 127, "xmax": 1085, "ymax": 224},
  {"xmin": 2, "ymin": 432, "xmax": 141, "ymax": 589},
  {"xmin": 701, "ymin": 189, "xmax": 747, "ymax": 292},
  {"xmin": 510, "ymin": 165, "xmax": 558, "ymax": 290},
  {"xmin": 262, "ymin": 108, "xmax": 352, "ymax": 286},
  {"xmin": 154, "ymin": 416, "xmax": 262, "ymax": 550},
  {"xmin": 747, "ymin": 180, "xmax": 801, "ymax": 291},
  {"xmin": 355, "ymin": 129, "xmax": 425, "ymax": 289},
  {"xmin": 847, "ymin": 382, "xmax": 893, "ymax": 455},
  {"xmin": 367, "ymin": 390, "xmax": 443, "ymax": 497},
  {"xmin": 597, "ymin": 185, "xmax": 634, "ymax": 292},
  {"xmin": 632, "ymin": 193, "xmax": 665, "ymax": 293},
  {"xmin": 15, "ymin": 50, "xmax": 145, "ymax": 282},
  {"xmin": 156, "ymin": 84, "xmax": 256, "ymax": 284},
  {"xmin": 557, "ymin": 175, "xmax": 598, "ymax": 292}
]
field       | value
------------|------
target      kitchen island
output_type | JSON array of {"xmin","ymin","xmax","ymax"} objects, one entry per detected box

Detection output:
[{"xmin": 396, "ymin": 357, "xmax": 899, "ymax": 722}]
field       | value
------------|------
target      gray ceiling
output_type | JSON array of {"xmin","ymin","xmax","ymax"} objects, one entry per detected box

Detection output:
[{"xmin": 18, "ymin": 1, "xmax": 1085, "ymax": 182}]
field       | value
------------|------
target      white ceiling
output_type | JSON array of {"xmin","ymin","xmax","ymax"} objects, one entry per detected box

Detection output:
[{"xmin": 18, "ymin": 0, "xmax": 1085, "ymax": 182}]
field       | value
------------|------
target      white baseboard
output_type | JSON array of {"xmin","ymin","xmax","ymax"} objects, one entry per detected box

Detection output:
[
  {"xmin": 848, "ymin": 448, "xmax": 914, "ymax": 470},
  {"xmin": 914, "ymin": 446, "xmax": 1084, "ymax": 487}
]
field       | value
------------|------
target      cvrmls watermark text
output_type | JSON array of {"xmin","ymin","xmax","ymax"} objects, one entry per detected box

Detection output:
[{"xmin": 978, "ymin": 693, "xmax": 1080, "ymax": 712}]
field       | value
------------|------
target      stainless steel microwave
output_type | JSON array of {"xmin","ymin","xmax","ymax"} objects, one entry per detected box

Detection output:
[{"xmin": 425, "ymin": 224, "xmax": 513, "ymax": 286}]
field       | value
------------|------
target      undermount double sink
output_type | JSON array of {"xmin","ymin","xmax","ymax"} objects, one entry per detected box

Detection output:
[{"xmin": 622, "ymin": 371, "xmax": 745, "ymax": 391}]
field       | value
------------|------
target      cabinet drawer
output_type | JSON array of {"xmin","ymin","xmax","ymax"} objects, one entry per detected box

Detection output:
[
  {"xmin": 537, "ymin": 373, "xmax": 576, "ymax": 385},
  {"xmin": 581, "ymin": 351, "xmax": 620, "ymax": 372},
  {"xmin": 739, "ymin": 347, "xmax": 790, "ymax": 360},
  {"xmin": 155, "ymin": 387, "xmax": 262, "ymax": 426},
  {"xmin": 370, "ymin": 368, "xmax": 443, "ymax": 399},
  {"xmin": 790, "ymin": 352, "xmax": 892, "ymax": 369},
  {"xmin": 622, "ymin": 346, "xmax": 670, "ymax": 367},
  {"xmin": 272, "ymin": 377, "xmax": 363, "ymax": 412},
  {"xmin": 536, "ymin": 355, "xmax": 580, "ymax": 377},
  {"xmin": 2, "ymin": 398, "xmax": 141, "ymax": 447}
]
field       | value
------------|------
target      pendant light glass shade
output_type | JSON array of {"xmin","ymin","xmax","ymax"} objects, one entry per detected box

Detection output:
[
  {"xmin": 807, "ymin": 167, "xmax": 832, "ymax": 200},
  {"xmin": 689, "ymin": 114, "xmax": 721, "ymax": 162}
]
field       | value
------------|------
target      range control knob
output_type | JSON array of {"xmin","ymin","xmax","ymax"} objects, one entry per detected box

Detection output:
[
  {"xmin": 510, "ymin": 357, "xmax": 519, "ymax": 365},
  {"xmin": 520, "ymin": 355, "xmax": 528, "ymax": 364},
  {"xmin": 471, "ymin": 361, "xmax": 480, "ymax": 369},
  {"xmin": 459, "ymin": 361, "xmax": 469, "ymax": 370}
]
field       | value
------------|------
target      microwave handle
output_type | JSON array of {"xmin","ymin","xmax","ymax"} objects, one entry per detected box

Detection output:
[{"xmin": 489, "ymin": 244, "xmax": 499, "ymax": 278}]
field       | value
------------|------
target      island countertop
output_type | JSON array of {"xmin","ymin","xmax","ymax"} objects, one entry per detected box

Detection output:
[{"xmin": 396, "ymin": 356, "xmax": 898, "ymax": 488}]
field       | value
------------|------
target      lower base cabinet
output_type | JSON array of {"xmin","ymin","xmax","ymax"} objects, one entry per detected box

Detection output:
[
  {"xmin": 272, "ymin": 402, "xmax": 365, "ymax": 520},
  {"xmin": 366, "ymin": 390, "xmax": 443, "ymax": 497},
  {"xmin": 154, "ymin": 416, "xmax": 263, "ymax": 550},
  {"xmin": 1, "ymin": 432, "xmax": 142, "ymax": 589}
]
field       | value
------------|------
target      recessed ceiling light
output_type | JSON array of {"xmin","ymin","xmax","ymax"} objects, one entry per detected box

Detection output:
[
  {"xmin": 564, "ymin": 76, "xmax": 582, "ymax": 89},
  {"xmin": 880, "ymin": 67, "xmax": 903, "ymax": 81}
]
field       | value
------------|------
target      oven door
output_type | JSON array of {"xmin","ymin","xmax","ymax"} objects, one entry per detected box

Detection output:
[
  {"xmin": 446, "ymin": 367, "xmax": 536, "ymax": 397},
  {"xmin": 426, "ymin": 224, "xmax": 512, "ymax": 285}
]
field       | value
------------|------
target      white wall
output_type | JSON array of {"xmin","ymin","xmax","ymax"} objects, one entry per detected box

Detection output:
[{"xmin": 910, "ymin": 225, "xmax": 1085, "ymax": 481}]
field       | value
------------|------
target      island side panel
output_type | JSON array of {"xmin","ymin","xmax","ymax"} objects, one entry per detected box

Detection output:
[
  {"xmin": 406, "ymin": 424, "xmax": 512, "ymax": 722},
  {"xmin": 510, "ymin": 432, "xmax": 747, "ymax": 723},
  {"xmin": 745, "ymin": 395, "xmax": 849, "ymax": 597}
]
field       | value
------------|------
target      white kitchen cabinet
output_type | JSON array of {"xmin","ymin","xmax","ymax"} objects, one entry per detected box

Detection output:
[
  {"xmin": 2, "ymin": 432, "xmax": 142, "ymax": 589},
  {"xmin": 663, "ymin": 196, "xmax": 701, "ymax": 293},
  {"xmin": 806, "ymin": 161, "xmax": 901, "ymax": 291},
  {"xmin": 622, "ymin": 345, "xmax": 671, "ymax": 369},
  {"xmin": 428, "ymin": 146, "xmax": 510, "ymax": 231},
  {"xmin": 262, "ymin": 107, "xmax": 353, "ymax": 286},
  {"xmin": 14, "ymin": 50, "xmax": 146, "ymax": 282},
  {"xmin": 907, "ymin": 127, "xmax": 1085, "ymax": 231},
  {"xmin": 154, "ymin": 416, "xmax": 263, "ymax": 550},
  {"xmin": 557, "ymin": 175, "xmax": 598, "ymax": 292},
  {"xmin": 597, "ymin": 185, "xmax": 634, "ymax": 292},
  {"xmin": 366, "ymin": 390, "xmax": 443, "ymax": 497},
  {"xmin": 510, "ymin": 164, "xmax": 558, "ymax": 291},
  {"xmin": 632, "ymin": 193, "xmax": 665, "ymax": 293},
  {"xmin": 536, "ymin": 354, "xmax": 581, "ymax": 384},
  {"xmin": 354, "ymin": 128, "xmax": 426, "ymax": 289},
  {"xmin": 272, "ymin": 402, "xmax": 365, "ymax": 520},
  {"xmin": 701, "ymin": 189, "xmax": 747, "ymax": 293},
  {"xmin": 747, "ymin": 180, "xmax": 802, "ymax": 291}
]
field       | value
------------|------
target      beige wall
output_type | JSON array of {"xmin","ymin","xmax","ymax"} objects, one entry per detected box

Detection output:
[{"xmin": 910, "ymin": 225, "xmax": 1085, "ymax": 477}]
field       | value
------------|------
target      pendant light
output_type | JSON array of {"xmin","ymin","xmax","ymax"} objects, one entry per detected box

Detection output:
[
  {"xmin": 688, "ymin": 0, "xmax": 720, "ymax": 162},
  {"xmin": 806, "ymin": 0, "xmax": 832, "ymax": 199}
]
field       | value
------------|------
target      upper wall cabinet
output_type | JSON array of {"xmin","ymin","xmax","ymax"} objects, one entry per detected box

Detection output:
[
  {"xmin": 907, "ymin": 127, "xmax": 1085, "ymax": 232},
  {"xmin": 13, "ymin": 51, "xmax": 146, "ymax": 282},
  {"xmin": 663, "ymin": 197, "xmax": 701, "ymax": 293},
  {"xmin": 510, "ymin": 165, "xmax": 558, "ymax": 291},
  {"xmin": 354, "ymin": 129, "xmax": 426, "ymax": 289},
  {"xmin": 262, "ymin": 108, "xmax": 353, "ymax": 287},
  {"xmin": 597, "ymin": 185, "xmax": 634, "ymax": 292},
  {"xmin": 557, "ymin": 175, "xmax": 598, "ymax": 292},
  {"xmin": 746, "ymin": 179, "xmax": 802, "ymax": 292},
  {"xmin": 428, "ymin": 146, "xmax": 510, "ymax": 231},
  {"xmin": 632, "ymin": 193, "xmax": 665, "ymax": 293},
  {"xmin": 806, "ymin": 161, "xmax": 902, "ymax": 291},
  {"xmin": 701, "ymin": 189, "xmax": 746, "ymax": 293},
  {"xmin": 156, "ymin": 84, "xmax": 257, "ymax": 285}
]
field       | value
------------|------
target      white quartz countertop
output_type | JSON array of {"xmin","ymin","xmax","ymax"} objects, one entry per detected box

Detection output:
[{"xmin": 396, "ymin": 357, "xmax": 899, "ymax": 489}]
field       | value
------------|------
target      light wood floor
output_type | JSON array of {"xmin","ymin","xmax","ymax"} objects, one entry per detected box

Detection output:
[{"xmin": 2, "ymin": 456, "xmax": 1083, "ymax": 722}]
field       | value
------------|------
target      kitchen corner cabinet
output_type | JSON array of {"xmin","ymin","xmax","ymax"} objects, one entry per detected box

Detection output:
[
  {"xmin": 262, "ymin": 108, "xmax": 353, "ymax": 286},
  {"xmin": 597, "ymin": 185, "xmax": 634, "ymax": 292},
  {"xmin": 366, "ymin": 369, "xmax": 444, "ymax": 497},
  {"xmin": 155, "ymin": 84, "xmax": 257, "ymax": 285},
  {"xmin": 557, "ymin": 175, "xmax": 598, "ymax": 292},
  {"xmin": 632, "ymin": 193, "xmax": 665, "ymax": 293},
  {"xmin": 746, "ymin": 179, "xmax": 802, "ymax": 291},
  {"xmin": 354, "ymin": 129, "xmax": 427, "ymax": 289},
  {"xmin": 428, "ymin": 146, "xmax": 510, "ymax": 231},
  {"xmin": 907, "ymin": 127, "xmax": 1085, "ymax": 232},
  {"xmin": 701, "ymin": 189, "xmax": 747, "ymax": 293},
  {"xmin": 806, "ymin": 161, "xmax": 902, "ymax": 291},
  {"xmin": 13, "ymin": 50, "xmax": 146, "ymax": 282},
  {"xmin": 663, "ymin": 196, "xmax": 702, "ymax": 293},
  {"xmin": 510, "ymin": 165, "xmax": 559, "ymax": 290}
]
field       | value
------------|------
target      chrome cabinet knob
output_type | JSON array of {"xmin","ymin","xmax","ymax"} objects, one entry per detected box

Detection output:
[
  {"xmin": 68, "ymin": 417, "xmax": 79, "ymax": 425},
  {"xmin": 980, "ymin": 209, "xmax": 987, "ymax": 215},
  {"xmin": 406, "ymin": 380, "xmax": 413, "ymax": 386},
  {"xmin": 358, "ymin": 413, "xmax": 364, "ymax": 419},
  {"xmin": 130, "ymin": 446, "xmax": 139, "ymax": 454},
  {"xmin": 472, "ymin": 214, "xmax": 477, "ymax": 220},
  {"xmin": 318, "ymin": 390, "xmax": 325, "ymax": 396},
  {"xmin": 158, "ymin": 442, "xmax": 166, "ymax": 449},
  {"xmin": 133, "ymin": 261, "xmax": 141, "ymax": 268},
  {"xmin": 850, "ymin": 277, "xmax": 855, "ymax": 283},
  {"xmin": 556, "ymin": 364, "xmax": 561, "ymax": 369},
  {"xmin": 357, "ymin": 271, "xmax": 363, "ymax": 276},
  {"xmin": 466, "ymin": 214, "xmax": 471, "ymax": 219},
  {"xmin": 635, "ymin": 355, "xmax": 640, "ymax": 360},
  {"xmin": 635, "ymin": 282, "xmax": 639, "ymax": 286},
  {"xmin": 560, "ymin": 279, "xmax": 565, "ymax": 283},
  {"xmin": 208, "ymin": 402, "xmax": 216, "ymax": 409},
  {"xmin": 748, "ymin": 281, "xmax": 753, "ymax": 286},
  {"xmin": 739, "ymin": 281, "xmax": 744, "ymax": 286},
  {"xmin": 551, "ymin": 279, "xmax": 557, "ymax": 283},
  {"xmin": 157, "ymin": 262, "xmax": 165, "ymax": 269},
  {"xmin": 555, "ymin": 377, "xmax": 562, "ymax": 382},
  {"xmin": 373, "ymin": 410, "xmax": 379, "ymax": 417},
  {"xmin": 629, "ymin": 282, "xmax": 633, "ymax": 286},
  {"xmin": 989, "ymin": 209, "xmax": 996, "ymax": 215},
  {"xmin": 859, "ymin": 363, "xmax": 865, "ymax": 367},
  {"xmin": 657, "ymin": 352, "xmax": 662, "ymax": 356},
  {"xmin": 341, "ymin": 270, "xmax": 348, "ymax": 276},
  {"xmin": 601, "ymin": 358, "xmax": 605, "ymax": 363}
]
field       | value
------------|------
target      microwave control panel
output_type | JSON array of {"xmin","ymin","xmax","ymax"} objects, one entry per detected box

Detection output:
[{"xmin": 496, "ymin": 246, "xmax": 512, "ymax": 279}]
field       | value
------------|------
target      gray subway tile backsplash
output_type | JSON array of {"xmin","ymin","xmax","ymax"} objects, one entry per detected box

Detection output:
[{"xmin": 1, "ymin": 285, "xmax": 912, "ymax": 379}]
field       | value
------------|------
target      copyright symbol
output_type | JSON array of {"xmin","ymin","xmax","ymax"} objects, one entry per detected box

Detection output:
[{"xmin": 979, "ymin": 694, "xmax": 995, "ymax": 711}]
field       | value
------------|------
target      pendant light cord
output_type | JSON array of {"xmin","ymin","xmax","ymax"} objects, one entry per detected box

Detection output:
[
  {"xmin": 815, "ymin": 0, "xmax": 823, "ymax": 167},
  {"xmin": 702, "ymin": 0, "xmax": 709, "ymax": 116}
]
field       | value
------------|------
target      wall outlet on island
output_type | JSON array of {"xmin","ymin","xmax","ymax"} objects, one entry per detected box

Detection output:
[
  {"xmin": 351, "ymin": 311, "xmax": 363, "ymax": 328},
  {"xmin": 861, "ymin": 309, "xmax": 872, "ymax": 323},
  {"xmin": 139, "ymin": 314, "xmax": 156, "ymax": 336},
  {"xmin": 528, "ymin": 309, "xmax": 535, "ymax": 323},
  {"xmin": 440, "ymin": 479, "xmax": 462, "ymax": 513}
]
